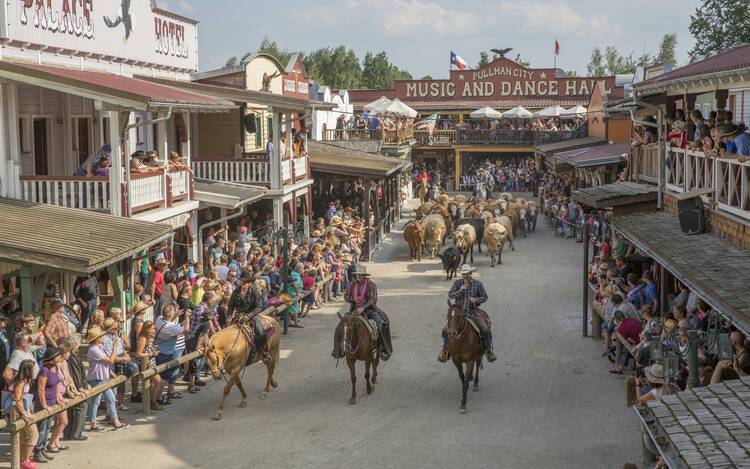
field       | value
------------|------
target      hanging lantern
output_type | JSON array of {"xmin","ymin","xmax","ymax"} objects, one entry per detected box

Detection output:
[
  {"xmin": 664, "ymin": 351, "xmax": 679, "ymax": 381},
  {"xmin": 650, "ymin": 334, "xmax": 664, "ymax": 362},
  {"xmin": 718, "ymin": 333, "xmax": 733, "ymax": 362}
]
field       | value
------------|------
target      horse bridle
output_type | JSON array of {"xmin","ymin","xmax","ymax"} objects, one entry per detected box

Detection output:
[
  {"xmin": 446, "ymin": 307, "xmax": 468, "ymax": 340},
  {"xmin": 340, "ymin": 316, "xmax": 362, "ymax": 355}
]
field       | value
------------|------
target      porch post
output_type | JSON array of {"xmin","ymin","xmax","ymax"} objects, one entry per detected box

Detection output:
[
  {"xmin": 363, "ymin": 180, "xmax": 372, "ymax": 262},
  {"xmin": 188, "ymin": 215, "xmax": 199, "ymax": 262},
  {"xmin": 19, "ymin": 266, "xmax": 33, "ymax": 315},
  {"xmin": 0, "ymin": 83, "xmax": 7, "ymax": 198},
  {"xmin": 7, "ymin": 83, "xmax": 20, "ymax": 198},
  {"xmin": 582, "ymin": 222, "xmax": 589, "ymax": 337},
  {"xmin": 108, "ymin": 111, "xmax": 123, "ymax": 217},
  {"xmin": 454, "ymin": 150, "xmax": 461, "ymax": 191},
  {"xmin": 270, "ymin": 108, "xmax": 281, "ymax": 191},
  {"xmin": 107, "ymin": 263, "xmax": 126, "ymax": 314},
  {"xmin": 159, "ymin": 113, "xmax": 169, "ymax": 208}
]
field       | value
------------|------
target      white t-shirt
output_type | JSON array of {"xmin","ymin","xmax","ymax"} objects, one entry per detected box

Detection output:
[
  {"xmin": 214, "ymin": 265, "xmax": 229, "ymax": 282},
  {"xmin": 6, "ymin": 349, "xmax": 40, "ymax": 379}
]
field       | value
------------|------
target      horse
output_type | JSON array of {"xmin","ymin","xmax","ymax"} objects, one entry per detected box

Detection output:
[
  {"xmin": 427, "ymin": 184, "xmax": 441, "ymax": 201},
  {"xmin": 336, "ymin": 311, "xmax": 380, "ymax": 405},
  {"xmin": 445, "ymin": 304, "xmax": 482, "ymax": 413},
  {"xmin": 204, "ymin": 316, "xmax": 282, "ymax": 420},
  {"xmin": 475, "ymin": 181, "xmax": 488, "ymax": 201},
  {"xmin": 418, "ymin": 178, "xmax": 429, "ymax": 203}
]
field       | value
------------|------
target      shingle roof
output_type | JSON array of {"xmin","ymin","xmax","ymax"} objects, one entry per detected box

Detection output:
[
  {"xmin": 635, "ymin": 44, "xmax": 750, "ymax": 93},
  {"xmin": 0, "ymin": 198, "xmax": 172, "ymax": 273},
  {"xmin": 308, "ymin": 142, "xmax": 409, "ymax": 177},
  {"xmin": 636, "ymin": 377, "xmax": 750, "ymax": 468},
  {"xmin": 535, "ymin": 136, "xmax": 606, "ymax": 154},
  {"xmin": 610, "ymin": 210, "xmax": 750, "ymax": 333},
  {"xmin": 556, "ymin": 142, "xmax": 629, "ymax": 168},
  {"xmin": 572, "ymin": 182, "xmax": 658, "ymax": 208}
]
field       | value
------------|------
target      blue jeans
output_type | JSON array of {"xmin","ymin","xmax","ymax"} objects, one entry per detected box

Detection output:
[
  {"xmin": 87, "ymin": 379, "xmax": 118, "ymax": 424},
  {"xmin": 35, "ymin": 413, "xmax": 53, "ymax": 450},
  {"xmin": 157, "ymin": 348, "xmax": 184, "ymax": 384}
]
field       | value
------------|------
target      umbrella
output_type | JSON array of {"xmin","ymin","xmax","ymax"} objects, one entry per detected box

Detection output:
[
  {"xmin": 561, "ymin": 105, "xmax": 587, "ymax": 119},
  {"xmin": 502, "ymin": 106, "xmax": 533, "ymax": 119},
  {"xmin": 533, "ymin": 106, "xmax": 567, "ymax": 118},
  {"xmin": 364, "ymin": 96, "xmax": 392, "ymax": 114},
  {"xmin": 469, "ymin": 106, "xmax": 503, "ymax": 119},
  {"xmin": 384, "ymin": 98, "xmax": 418, "ymax": 118}
]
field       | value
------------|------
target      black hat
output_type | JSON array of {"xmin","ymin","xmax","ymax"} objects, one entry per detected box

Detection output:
[
  {"xmin": 239, "ymin": 270, "xmax": 254, "ymax": 282},
  {"xmin": 42, "ymin": 346, "xmax": 61, "ymax": 363}
]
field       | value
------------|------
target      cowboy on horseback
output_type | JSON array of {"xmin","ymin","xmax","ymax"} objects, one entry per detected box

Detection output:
[
  {"xmin": 438, "ymin": 264, "xmax": 497, "ymax": 363},
  {"xmin": 227, "ymin": 271, "xmax": 271, "ymax": 363},
  {"xmin": 332, "ymin": 265, "xmax": 393, "ymax": 360}
]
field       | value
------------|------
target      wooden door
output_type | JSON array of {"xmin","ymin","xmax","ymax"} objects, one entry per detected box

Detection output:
[
  {"xmin": 77, "ymin": 118, "xmax": 91, "ymax": 165},
  {"xmin": 33, "ymin": 118, "xmax": 49, "ymax": 175}
]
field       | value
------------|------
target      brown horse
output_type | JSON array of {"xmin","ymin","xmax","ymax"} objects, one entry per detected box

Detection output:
[
  {"xmin": 418, "ymin": 178, "xmax": 429, "ymax": 203},
  {"xmin": 336, "ymin": 311, "xmax": 380, "ymax": 405},
  {"xmin": 445, "ymin": 304, "xmax": 482, "ymax": 413},
  {"xmin": 204, "ymin": 316, "xmax": 282, "ymax": 420}
]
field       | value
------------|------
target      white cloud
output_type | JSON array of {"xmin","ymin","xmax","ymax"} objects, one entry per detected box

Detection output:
[
  {"xmin": 347, "ymin": 0, "xmax": 485, "ymax": 36},
  {"xmin": 497, "ymin": 1, "xmax": 621, "ymax": 39},
  {"xmin": 155, "ymin": 0, "xmax": 194, "ymax": 13}
]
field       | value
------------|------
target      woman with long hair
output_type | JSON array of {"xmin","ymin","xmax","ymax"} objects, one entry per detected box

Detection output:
[
  {"xmin": 35, "ymin": 347, "xmax": 68, "ymax": 458},
  {"xmin": 135, "ymin": 320, "xmax": 165, "ymax": 410},
  {"xmin": 7, "ymin": 359, "xmax": 39, "ymax": 468}
]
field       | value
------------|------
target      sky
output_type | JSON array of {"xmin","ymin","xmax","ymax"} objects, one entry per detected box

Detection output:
[{"xmin": 159, "ymin": 0, "xmax": 702, "ymax": 79}]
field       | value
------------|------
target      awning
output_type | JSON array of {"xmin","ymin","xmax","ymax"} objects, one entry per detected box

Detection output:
[
  {"xmin": 555, "ymin": 142, "xmax": 629, "ymax": 168},
  {"xmin": 610, "ymin": 210, "xmax": 750, "ymax": 333},
  {"xmin": 308, "ymin": 141, "xmax": 409, "ymax": 178},
  {"xmin": 572, "ymin": 182, "xmax": 658, "ymax": 209},
  {"xmin": 0, "ymin": 61, "xmax": 235, "ymax": 112},
  {"xmin": 136, "ymin": 75, "xmax": 324, "ymax": 113},
  {"xmin": 194, "ymin": 179, "xmax": 266, "ymax": 209},
  {"xmin": 635, "ymin": 377, "xmax": 750, "ymax": 468},
  {"xmin": 0, "ymin": 198, "xmax": 172, "ymax": 274},
  {"xmin": 535, "ymin": 136, "xmax": 606, "ymax": 155}
]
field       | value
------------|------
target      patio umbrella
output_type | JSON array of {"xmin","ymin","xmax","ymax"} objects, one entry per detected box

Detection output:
[
  {"xmin": 384, "ymin": 98, "xmax": 418, "ymax": 118},
  {"xmin": 502, "ymin": 106, "xmax": 533, "ymax": 119},
  {"xmin": 533, "ymin": 106, "xmax": 567, "ymax": 118},
  {"xmin": 561, "ymin": 105, "xmax": 588, "ymax": 118},
  {"xmin": 364, "ymin": 96, "xmax": 392, "ymax": 114},
  {"xmin": 469, "ymin": 106, "xmax": 503, "ymax": 119}
]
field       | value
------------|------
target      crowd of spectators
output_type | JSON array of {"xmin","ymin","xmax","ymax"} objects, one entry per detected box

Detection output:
[
  {"xmin": 437, "ymin": 116, "xmax": 585, "ymax": 132},
  {"xmin": 335, "ymin": 113, "xmax": 414, "ymax": 133},
  {"xmin": 461, "ymin": 157, "xmax": 539, "ymax": 194}
]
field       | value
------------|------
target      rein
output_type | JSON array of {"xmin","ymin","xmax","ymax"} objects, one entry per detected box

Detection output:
[{"xmin": 215, "ymin": 325, "xmax": 248, "ymax": 384}]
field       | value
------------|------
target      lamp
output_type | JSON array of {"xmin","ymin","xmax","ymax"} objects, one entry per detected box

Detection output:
[
  {"xmin": 649, "ymin": 333, "xmax": 664, "ymax": 361},
  {"xmin": 718, "ymin": 333, "xmax": 733, "ymax": 362},
  {"xmin": 664, "ymin": 351, "xmax": 679, "ymax": 382}
]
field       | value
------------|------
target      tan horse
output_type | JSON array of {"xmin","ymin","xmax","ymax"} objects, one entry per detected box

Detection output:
[
  {"xmin": 418, "ymin": 178, "xmax": 429, "ymax": 202},
  {"xmin": 336, "ymin": 311, "xmax": 379, "ymax": 405},
  {"xmin": 204, "ymin": 316, "xmax": 281, "ymax": 420}
]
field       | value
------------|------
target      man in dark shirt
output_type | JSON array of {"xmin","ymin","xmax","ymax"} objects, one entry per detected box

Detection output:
[
  {"xmin": 227, "ymin": 271, "xmax": 269, "ymax": 363},
  {"xmin": 610, "ymin": 311, "xmax": 643, "ymax": 373}
]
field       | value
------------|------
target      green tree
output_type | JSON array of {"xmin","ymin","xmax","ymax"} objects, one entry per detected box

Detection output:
[
  {"xmin": 361, "ymin": 51, "xmax": 411, "ymax": 89},
  {"xmin": 477, "ymin": 51, "xmax": 489, "ymax": 68},
  {"xmin": 689, "ymin": 0, "xmax": 750, "ymax": 57},
  {"xmin": 514, "ymin": 53, "xmax": 530, "ymax": 68},
  {"xmin": 655, "ymin": 33, "xmax": 678, "ymax": 65},
  {"xmin": 225, "ymin": 56, "xmax": 238, "ymax": 67},
  {"xmin": 246, "ymin": 36, "xmax": 293, "ymax": 66},
  {"xmin": 303, "ymin": 46, "xmax": 363, "ymax": 89},
  {"xmin": 420, "ymin": 75, "xmax": 433, "ymax": 80},
  {"xmin": 564, "ymin": 70, "xmax": 578, "ymax": 77},
  {"xmin": 587, "ymin": 47, "xmax": 606, "ymax": 76},
  {"xmin": 604, "ymin": 46, "xmax": 636, "ymax": 74}
]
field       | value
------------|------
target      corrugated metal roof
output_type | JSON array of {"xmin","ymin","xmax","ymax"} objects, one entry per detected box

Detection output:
[
  {"xmin": 352, "ymin": 98, "xmax": 588, "ymax": 111},
  {"xmin": 0, "ymin": 198, "xmax": 172, "ymax": 273},
  {"xmin": 308, "ymin": 142, "xmax": 408, "ymax": 177},
  {"xmin": 571, "ymin": 182, "xmax": 658, "ymax": 208},
  {"xmin": 636, "ymin": 44, "xmax": 750, "ymax": 92},
  {"xmin": 556, "ymin": 142, "xmax": 629, "ymax": 167},
  {"xmin": 194, "ymin": 179, "xmax": 266, "ymax": 209},
  {"xmin": 0, "ymin": 61, "xmax": 235, "ymax": 111}
]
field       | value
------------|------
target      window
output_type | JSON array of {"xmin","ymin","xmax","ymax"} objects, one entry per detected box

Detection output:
[{"xmin": 18, "ymin": 117, "xmax": 30, "ymax": 153}]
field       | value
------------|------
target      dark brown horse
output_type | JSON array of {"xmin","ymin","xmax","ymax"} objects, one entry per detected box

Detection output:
[
  {"xmin": 445, "ymin": 304, "xmax": 482, "ymax": 413},
  {"xmin": 336, "ymin": 311, "xmax": 380, "ymax": 405}
]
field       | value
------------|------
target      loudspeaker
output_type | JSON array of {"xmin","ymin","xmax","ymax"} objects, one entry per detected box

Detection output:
[
  {"xmin": 243, "ymin": 113, "xmax": 257, "ymax": 133},
  {"xmin": 678, "ymin": 196, "xmax": 706, "ymax": 234}
]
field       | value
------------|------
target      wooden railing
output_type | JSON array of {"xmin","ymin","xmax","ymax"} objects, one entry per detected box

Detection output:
[
  {"xmin": 414, "ymin": 127, "xmax": 587, "ymax": 146},
  {"xmin": 381, "ymin": 127, "xmax": 414, "ymax": 145},
  {"xmin": 631, "ymin": 144, "xmax": 659, "ymax": 183},
  {"xmin": 170, "ymin": 168, "xmax": 191, "ymax": 201},
  {"xmin": 129, "ymin": 171, "xmax": 166, "ymax": 212},
  {"xmin": 414, "ymin": 129, "xmax": 456, "ymax": 145},
  {"xmin": 191, "ymin": 159, "xmax": 270, "ymax": 185},
  {"xmin": 19, "ymin": 176, "xmax": 110, "ymax": 211},
  {"xmin": 292, "ymin": 155, "xmax": 309, "ymax": 182},
  {"xmin": 715, "ymin": 157, "xmax": 750, "ymax": 218},
  {"xmin": 323, "ymin": 129, "xmax": 380, "ymax": 141}
]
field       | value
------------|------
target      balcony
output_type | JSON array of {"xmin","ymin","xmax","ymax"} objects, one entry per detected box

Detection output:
[
  {"xmin": 413, "ymin": 127, "xmax": 587, "ymax": 146},
  {"xmin": 190, "ymin": 155, "xmax": 310, "ymax": 187},
  {"xmin": 634, "ymin": 144, "xmax": 750, "ymax": 222},
  {"xmin": 18, "ymin": 168, "xmax": 194, "ymax": 216},
  {"xmin": 322, "ymin": 128, "xmax": 413, "ymax": 146}
]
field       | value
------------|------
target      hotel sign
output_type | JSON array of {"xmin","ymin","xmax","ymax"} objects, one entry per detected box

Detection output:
[
  {"xmin": 0, "ymin": 0, "xmax": 198, "ymax": 71},
  {"xmin": 396, "ymin": 57, "xmax": 615, "ymax": 100}
]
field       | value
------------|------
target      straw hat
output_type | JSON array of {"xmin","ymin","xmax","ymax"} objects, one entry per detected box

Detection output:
[
  {"xmin": 645, "ymin": 364, "xmax": 666, "ymax": 384},
  {"xmin": 459, "ymin": 264, "xmax": 476, "ymax": 274},
  {"xmin": 331, "ymin": 216, "xmax": 343, "ymax": 227},
  {"xmin": 131, "ymin": 300, "xmax": 150, "ymax": 315},
  {"xmin": 86, "ymin": 326, "xmax": 107, "ymax": 342},
  {"xmin": 103, "ymin": 317, "xmax": 118, "ymax": 331},
  {"xmin": 352, "ymin": 265, "xmax": 370, "ymax": 276},
  {"xmin": 312, "ymin": 229, "xmax": 322, "ymax": 237},
  {"xmin": 279, "ymin": 293, "xmax": 294, "ymax": 305}
]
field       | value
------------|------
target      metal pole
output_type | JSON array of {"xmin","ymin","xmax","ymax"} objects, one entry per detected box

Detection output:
[
  {"xmin": 686, "ymin": 330, "xmax": 701, "ymax": 388},
  {"xmin": 582, "ymin": 222, "xmax": 589, "ymax": 337},
  {"xmin": 659, "ymin": 264, "xmax": 667, "ymax": 317},
  {"xmin": 281, "ymin": 229, "xmax": 289, "ymax": 336}
]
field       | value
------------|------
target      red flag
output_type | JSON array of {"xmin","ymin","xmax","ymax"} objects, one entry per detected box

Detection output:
[{"xmin": 555, "ymin": 40, "xmax": 560, "ymax": 56}]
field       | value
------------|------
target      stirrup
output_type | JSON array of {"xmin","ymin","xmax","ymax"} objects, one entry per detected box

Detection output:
[
  {"xmin": 437, "ymin": 349, "xmax": 449, "ymax": 363},
  {"xmin": 262, "ymin": 352, "xmax": 272, "ymax": 363},
  {"xmin": 485, "ymin": 349, "xmax": 498, "ymax": 362}
]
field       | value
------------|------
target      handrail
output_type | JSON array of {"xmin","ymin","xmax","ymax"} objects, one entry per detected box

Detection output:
[{"xmin": 18, "ymin": 175, "xmax": 108, "ymax": 182}]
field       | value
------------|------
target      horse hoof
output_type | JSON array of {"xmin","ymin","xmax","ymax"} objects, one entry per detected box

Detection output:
[
  {"xmin": 459, "ymin": 407, "xmax": 467, "ymax": 414},
  {"xmin": 212, "ymin": 413, "xmax": 222, "ymax": 421},
  {"xmin": 473, "ymin": 384, "xmax": 479, "ymax": 392},
  {"xmin": 259, "ymin": 392, "xmax": 270, "ymax": 400},
  {"xmin": 271, "ymin": 381, "xmax": 279, "ymax": 389},
  {"xmin": 371, "ymin": 377, "xmax": 378, "ymax": 384},
  {"xmin": 239, "ymin": 400, "xmax": 248, "ymax": 408},
  {"xmin": 349, "ymin": 398, "xmax": 356, "ymax": 405},
  {"xmin": 367, "ymin": 387, "xmax": 373, "ymax": 395}
]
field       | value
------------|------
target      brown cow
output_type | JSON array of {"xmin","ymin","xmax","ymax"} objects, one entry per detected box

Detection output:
[
  {"xmin": 453, "ymin": 223, "xmax": 477, "ymax": 264},
  {"xmin": 422, "ymin": 214, "xmax": 446, "ymax": 259},
  {"xmin": 483, "ymin": 223, "xmax": 508, "ymax": 267},
  {"xmin": 495, "ymin": 215, "xmax": 515, "ymax": 251},
  {"xmin": 403, "ymin": 221, "xmax": 425, "ymax": 261}
]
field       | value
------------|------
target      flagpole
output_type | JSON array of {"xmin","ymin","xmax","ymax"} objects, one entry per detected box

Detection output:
[{"xmin": 553, "ymin": 40, "xmax": 557, "ymax": 70}]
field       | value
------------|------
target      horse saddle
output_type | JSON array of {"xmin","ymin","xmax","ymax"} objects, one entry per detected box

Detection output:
[
  {"xmin": 465, "ymin": 317, "xmax": 482, "ymax": 336},
  {"xmin": 358, "ymin": 315, "xmax": 379, "ymax": 342},
  {"xmin": 238, "ymin": 314, "xmax": 276, "ymax": 349}
]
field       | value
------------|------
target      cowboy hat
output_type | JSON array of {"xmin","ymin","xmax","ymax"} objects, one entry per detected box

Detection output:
[
  {"xmin": 311, "ymin": 230, "xmax": 322, "ymax": 237},
  {"xmin": 103, "ymin": 317, "xmax": 118, "ymax": 331},
  {"xmin": 352, "ymin": 265, "xmax": 370, "ymax": 276},
  {"xmin": 331, "ymin": 216, "xmax": 343, "ymax": 227},
  {"xmin": 42, "ymin": 346, "xmax": 61, "ymax": 363},
  {"xmin": 131, "ymin": 300, "xmax": 150, "ymax": 315},
  {"xmin": 718, "ymin": 123, "xmax": 741, "ymax": 137},
  {"xmin": 459, "ymin": 264, "xmax": 476, "ymax": 274},
  {"xmin": 239, "ymin": 270, "xmax": 254, "ymax": 282},
  {"xmin": 644, "ymin": 364, "xmax": 666, "ymax": 384},
  {"xmin": 278, "ymin": 293, "xmax": 294, "ymax": 305},
  {"xmin": 86, "ymin": 326, "xmax": 107, "ymax": 343}
]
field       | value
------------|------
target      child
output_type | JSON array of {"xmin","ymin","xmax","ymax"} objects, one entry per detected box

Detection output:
[{"xmin": 301, "ymin": 269, "xmax": 316, "ymax": 317}]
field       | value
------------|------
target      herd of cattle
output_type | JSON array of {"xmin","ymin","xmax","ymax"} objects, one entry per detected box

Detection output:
[{"xmin": 403, "ymin": 193, "xmax": 539, "ymax": 279}]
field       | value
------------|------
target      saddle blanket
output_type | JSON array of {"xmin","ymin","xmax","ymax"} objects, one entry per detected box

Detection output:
[{"xmin": 240, "ymin": 314, "xmax": 276, "ymax": 349}]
